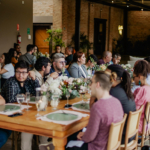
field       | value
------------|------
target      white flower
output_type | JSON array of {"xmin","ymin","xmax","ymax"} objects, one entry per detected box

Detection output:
[
  {"xmin": 100, "ymin": 64, "xmax": 107, "ymax": 71},
  {"xmin": 58, "ymin": 76, "xmax": 68, "ymax": 81},
  {"xmin": 53, "ymin": 88, "xmax": 62, "ymax": 95},
  {"xmin": 48, "ymin": 80, "xmax": 60, "ymax": 91},
  {"xmin": 77, "ymin": 78, "xmax": 81, "ymax": 83},
  {"xmin": 41, "ymin": 84, "xmax": 47, "ymax": 92},
  {"xmin": 126, "ymin": 64, "xmax": 131, "ymax": 68}
]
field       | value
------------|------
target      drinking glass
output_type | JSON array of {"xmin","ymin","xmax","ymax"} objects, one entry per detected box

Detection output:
[
  {"xmin": 65, "ymin": 91, "xmax": 70, "ymax": 109},
  {"xmin": 26, "ymin": 92, "xmax": 30, "ymax": 111},
  {"xmin": 80, "ymin": 89, "xmax": 86, "ymax": 106},
  {"xmin": 35, "ymin": 99, "xmax": 42, "ymax": 117},
  {"xmin": 16, "ymin": 94, "xmax": 25, "ymax": 113},
  {"xmin": 50, "ymin": 94, "xmax": 59, "ymax": 110}
]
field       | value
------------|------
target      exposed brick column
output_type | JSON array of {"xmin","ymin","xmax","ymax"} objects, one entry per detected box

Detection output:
[{"xmin": 53, "ymin": 0, "xmax": 63, "ymax": 29}]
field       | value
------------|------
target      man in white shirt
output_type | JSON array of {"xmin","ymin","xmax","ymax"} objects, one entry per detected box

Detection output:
[
  {"xmin": 34, "ymin": 57, "xmax": 58, "ymax": 86},
  {"xmin": 21, "ymin": 57, "xmax": 58, "ymax": 150}
]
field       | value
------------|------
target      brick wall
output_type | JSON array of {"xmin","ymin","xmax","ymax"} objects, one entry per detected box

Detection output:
[
  {"xmin": 33, "ymin": 0, "xmax": 53, "ymax": 16},
  {"xmin": 128, "ymin": 11, "xmax": 150, "ymax": 42},
  {"xmin": 60, "ymin": 0, "xmax": 124, "ymax": 54}
]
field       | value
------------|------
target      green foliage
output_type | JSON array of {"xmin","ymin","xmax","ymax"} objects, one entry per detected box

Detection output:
[
  {"xmin": 70, "ymin": 33, "xmax": 93, "ymax": 52},
  {"xmin": 45, "ymin": 29, "xmax": 65, "ymax": 49}
]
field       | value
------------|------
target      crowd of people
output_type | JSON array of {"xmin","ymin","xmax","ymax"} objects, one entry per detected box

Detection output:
[{"xmin": 0, "ymin": 43, "xmax": 150, "ymax": 150}]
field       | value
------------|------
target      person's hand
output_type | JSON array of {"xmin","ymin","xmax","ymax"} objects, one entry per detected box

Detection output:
[
  {"xmin": 28, "ymin": 71, "xmax": 35, "ymax": 80},
  {"xmin": 90, "ymin": 96, "xmax": 96, "ymax": 109},
  {"xmin": 50, "ymin": 72, "xmax": 59, "ymax": 79},
  {"xmin": 77, "ymin": 132, "xmax": 84, "ymax": 140}
]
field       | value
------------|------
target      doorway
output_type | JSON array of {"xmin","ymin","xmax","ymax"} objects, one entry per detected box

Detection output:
[
  {"xmin": 33, "ymin": 24, "xmax": 52, "ymax": 54},
  {"xmin": 94, "ymin": 18, "xmax": 106, "ymax": 56}
]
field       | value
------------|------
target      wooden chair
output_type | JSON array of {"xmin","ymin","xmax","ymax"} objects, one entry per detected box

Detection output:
[
  {"xmin": 107, "ymin": 114, "xmax": 127, "ymax": 150},
  {"xmin": 138, "ymin": 102, "xmax": 150, "ymax": 147},
  {"xmin": 120, "ymin": 105, "xmax": 144, "ymax": 150}
]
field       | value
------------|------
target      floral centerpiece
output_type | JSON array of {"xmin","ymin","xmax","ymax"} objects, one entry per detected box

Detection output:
[
  {"xmin": 33, "ymin": 52, "xmax": 50, "ymax": 59},
  {"xmin": 47, "ymin": 76, "xmax": 88, "ymax": 100},
  {"xmin": 121, "ymin": 64, "xmax": 133, "ymax": 77}
]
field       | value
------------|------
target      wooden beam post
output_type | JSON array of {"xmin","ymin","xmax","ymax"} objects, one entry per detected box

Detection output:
[{"xmin": 75, "ymin": 0, "xmax": 81, "ymax": 51}]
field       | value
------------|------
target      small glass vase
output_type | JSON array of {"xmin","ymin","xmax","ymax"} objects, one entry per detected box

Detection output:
[{"xmin": 39, "ymin": 95, "xmax": 48, "ymax": 111}]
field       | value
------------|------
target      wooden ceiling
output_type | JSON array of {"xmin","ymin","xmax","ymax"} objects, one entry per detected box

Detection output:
[{"xmin": 86, "ymin": 0, "xmax": 150, "ymax": 10}]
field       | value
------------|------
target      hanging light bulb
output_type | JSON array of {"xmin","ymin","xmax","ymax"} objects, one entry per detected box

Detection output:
[
  {"xmin": 112, "ymin": 1, "xmax": 114, "ymax": 3},
  {"xmin": 141, "ymin": 8, "xmax": 143, "ymax": 11},
  {"xmin": 127, "ymin": 5, "xmax": 129, "ymax": 7}
]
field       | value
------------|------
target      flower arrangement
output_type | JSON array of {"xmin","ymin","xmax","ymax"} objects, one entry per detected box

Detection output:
[
  {"xmin": 46, "ymin": 76, "xmax": 89, "ymax": 99},
  {"xmin": 121, "ymin": 64, "xmax": 133, "ymax": 77},
  {"xmin": 33, "ymin": 52, "xmax": 50, "ymax": 59}
]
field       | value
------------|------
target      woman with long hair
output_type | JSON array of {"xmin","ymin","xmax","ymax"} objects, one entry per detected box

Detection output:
[
  {"xmin": 8, "ymin": 48, "xmax": 18, "ymax": 66},
  {"xmin": 106, "ymin": 64, "xmax": 136, "ymax": 144},
  {"xmin": 133, "ymin": 60, "xmax": 150, "ymax": 133},
  {"xmin": 68, "ymin": 51, "xmax": 88, "ymax": 78}
]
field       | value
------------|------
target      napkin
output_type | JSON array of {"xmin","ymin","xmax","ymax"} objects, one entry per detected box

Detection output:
[
  {"xmin": 72, "ymin": 101, "xmax": 90, "ymax": 112},
  {"xmin": 37, "ymin": 110, "xmax": 89, "ymax": 125},
  {"xmin": 0, "ymin": 103, "xmax": 32, "ymax": 115}
]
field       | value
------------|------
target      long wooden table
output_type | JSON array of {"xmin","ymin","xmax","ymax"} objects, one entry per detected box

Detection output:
[{"xmin": 0, "ymin": 95, "xmax": 90, "ymax": 150}]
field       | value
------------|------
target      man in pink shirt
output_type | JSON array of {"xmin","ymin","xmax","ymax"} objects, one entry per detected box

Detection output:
[{"xmin": 66, "ymin": 71, "xmax": 124, "ymax": 150}]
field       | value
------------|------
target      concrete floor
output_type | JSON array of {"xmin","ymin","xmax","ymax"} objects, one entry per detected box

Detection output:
[
  {"xmin": 1, "ymin": 138, "xmax": 39, "ymax": 150},
  {"xmin": 1, "ymin": 137, "xmax": 149, "ymax": 150}
]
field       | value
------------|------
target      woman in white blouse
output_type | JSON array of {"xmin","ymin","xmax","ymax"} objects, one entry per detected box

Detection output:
[
  {"xmin": 68, "ymin": 52, "xmax": 88, "ymax": 78},
  {"xmin": 0, "ymin": 53, "xmax": 14, "ymax": 87}
]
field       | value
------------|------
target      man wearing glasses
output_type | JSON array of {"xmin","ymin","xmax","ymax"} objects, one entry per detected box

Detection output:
[
  {"xmin": 1, "ymin": 60, "xmax": 40, "ymax": 103},
  {"xmin": 50, "ymin": 53, "xmax": 70, "ymax": 77}
]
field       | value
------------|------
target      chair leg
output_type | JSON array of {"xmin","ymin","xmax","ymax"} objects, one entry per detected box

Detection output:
[
  {"xmin": 141, "ymin": 135, "xmax": 145, "ymax": 147},
  {"xmin": 14, "ymin": 131, "xmax": 18, "ymax": 150},
  {"xmin": 11, "ymin": 131, "xmax": 14, "ymax": 147},
  {"xmin": 36, "ymin": 135, "xmax": 39, "ymax": 146}
]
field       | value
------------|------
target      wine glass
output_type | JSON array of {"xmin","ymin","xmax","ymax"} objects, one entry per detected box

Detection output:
[
  {"xmin": 65, "ymin": 91, "xmax": 70, "ymax": 109},
  {"xmin": 16, "ymin": 94, "xmax": 25, "ymax": 113},
  {"xmin": 35, "ymin": 99, "xmax": 42, "ymax": 117},
  {"xmin": 80, "ymin": 89, "xmax": 86, "ymax": 106},
  {"xmin": 25, "ymin": 92, "xmax": 30, "ymax": 111},
  {"xmin": 50, "ymin": 94, "xmax": 59, "ymax": 110}
]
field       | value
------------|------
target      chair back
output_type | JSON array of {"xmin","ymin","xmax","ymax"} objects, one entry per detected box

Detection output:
[
  {"xmin": 142, "ymin": 102, "xmax": 150, "ymax": 135},
  {"xmin": 124, "ymin": 105, "xmax": 144, "ymax": 148},
  {"xmin": 107, "ymin": 114, "xmax": 127, "ymax": 150}
]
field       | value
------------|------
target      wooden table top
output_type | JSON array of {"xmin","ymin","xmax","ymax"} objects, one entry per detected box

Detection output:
[{"xmin": 0, "ymin": 95, "xmax": 90, "ymax": 139}]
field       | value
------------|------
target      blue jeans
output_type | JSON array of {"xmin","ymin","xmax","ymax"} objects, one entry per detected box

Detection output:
[{"xmin": 0, "ymin": 129, "xmax": 12, "ymax": 148}]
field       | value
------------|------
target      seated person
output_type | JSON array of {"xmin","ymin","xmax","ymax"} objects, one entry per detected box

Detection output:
[
  {"xmin": 97, "ymin": 51, "xmax": 112, "ymax": 65},
  {"xmin": 14, "ymin": 43, "xmax": 22, "ymax": 57},
  {"xmin": 65, "ymin": 47, "xmax": 73, "ymax": 66},
  {"xmin": 34, "ymin": 57, "xmax": 59, "ymax": 86},
  {"xmin": 111, "ymin": 53, "xmax": 121, "ymax": 64},
  {"xmin": 0, "ymin": 53, "xmax": 15, "ymax": 87},
  {"xmin": 19, "ymin": 44, "xmax": 36, "ymax": 70},
  {"xmin": 131, "ymin": 60, "xmax": 150, "ymax": 93},
  {"xmin": 0, "ymin": 95, "xmax": 12, "ymax": 148},
  {"xmin": 1, "ymin": 60, "xmax": 40, "ymax": 103},
  {"xmin": 133, "ymin": 60, "xmax": 150, "ymax": 133},
  {"xmin": 85, "ymin": 54, "xmax": 98, "ymax": 77},
  {"xmin": 50, "ymin": 53, "xmax": 70, "ymax": 77},
  {"xmin": 50, "ymin": 45, "xmax": 64, "ymax": 60},
  {"xmin": 66, "ymin": 71, "xmax": 124, "ymax": 150},
  {"xmin": 106, "ymin": 64, "xmax": 136, "ymax": 144},
  {"xmin": 8, "ymin": 48, "xmax": 18, "ymax": 66},
  {"xmin": 68, "ymin": 52, "xmax": 88, "ymax": 78}
]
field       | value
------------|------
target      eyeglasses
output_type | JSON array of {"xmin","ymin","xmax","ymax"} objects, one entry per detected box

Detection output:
[
  {"xmin": 16, "ymin": 71, "xmax": 28, "ymax": 75},
  {"xmin": 58, "ymin": 61, "xmax": 67, "ymax": 64}
]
